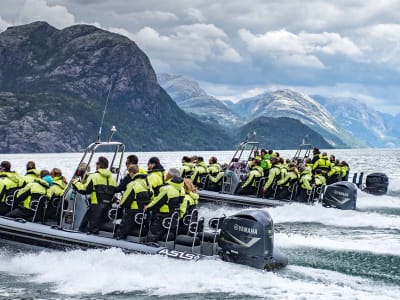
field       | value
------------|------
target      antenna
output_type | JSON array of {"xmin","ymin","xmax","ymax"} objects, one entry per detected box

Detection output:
[{"xmin": 97, "ymin": 80, "xmax": 114, "ymax": 142}]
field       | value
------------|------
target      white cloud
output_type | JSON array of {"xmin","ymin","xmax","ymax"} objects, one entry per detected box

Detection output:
[
  {"xmin": 129, "ymin": 23, "xmax": 241, "ymax": 72},
  {"xmin": 19, "ymin": 0, "xmax": 75, "ymax": 29},
  {"xmin": 238, "ymin": 28, "xmax": 361, "ymax": 69},
  {"xmin": 355, "ymin": 23, "xmax": 400, "ymax": 70},
  {"xmin": 185, "ymin": 7, "xmax": 205, "ymax": 22}
]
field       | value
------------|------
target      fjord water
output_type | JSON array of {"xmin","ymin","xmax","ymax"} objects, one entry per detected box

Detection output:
[{"xmin": 0, "ymin": 148, "xmax": 399, "ymax": 299}]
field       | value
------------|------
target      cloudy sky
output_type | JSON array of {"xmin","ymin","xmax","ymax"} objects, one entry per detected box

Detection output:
[{"xmin": 1, "ymin": 0, "xmax": 400, "ymax": 114}]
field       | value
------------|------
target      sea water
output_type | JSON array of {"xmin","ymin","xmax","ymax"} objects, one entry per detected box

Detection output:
[{"xmin": 0, "ymin": 148, "xmax": 399, "ymax": 299}]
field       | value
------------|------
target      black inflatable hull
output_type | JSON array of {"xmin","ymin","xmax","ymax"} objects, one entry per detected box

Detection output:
[
  {"xmin": 0, "ymin": 216, "xmax": 287, "ymax": 270},
  {"xmin": 198, "ymin": 190, "xmax": 287, "ymax": 208},
  {"xmin": 199, "ymin": 186, "xmax": 357, "ymax": 210}
]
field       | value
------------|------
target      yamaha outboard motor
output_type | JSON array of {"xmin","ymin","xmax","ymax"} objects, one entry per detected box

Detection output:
[
  {"xmin": 322, "ymin": 181, "xmax": 357, "ymax": 210},
  {"xmin": 218, "ymin": 209, "xmax": 288, "ymax": 270},
  {"xmin": 364, "ymin": 173, "xmax": 389, "ymax": 195}
]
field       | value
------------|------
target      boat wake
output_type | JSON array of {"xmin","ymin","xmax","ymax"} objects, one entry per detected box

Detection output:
[{"xmin": 0, "ymin": 247, "xmax": 398, "ymax": 299}]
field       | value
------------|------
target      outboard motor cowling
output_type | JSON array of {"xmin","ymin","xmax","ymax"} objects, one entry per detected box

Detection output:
[
  {"xmin": 364, "ymin": 173, "xmax": 389, "ymax": 195},
  {"xmin": 322, "ymin": 181, "xmax": 357, "ymax": 210},
  {"xmin": 218, "ymin": 209, "xmax": 288, "ymax": 270}
]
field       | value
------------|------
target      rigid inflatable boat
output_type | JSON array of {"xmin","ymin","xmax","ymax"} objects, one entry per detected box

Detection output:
[
  {"xmin": 198, "ymin": 139, "xmax": 358, "ymax": 210},
  {"xmin": 0, "ymin": 133, "xmax": 288, "ymax": 271}
]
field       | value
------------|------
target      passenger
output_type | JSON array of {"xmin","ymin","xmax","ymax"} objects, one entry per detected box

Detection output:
[
  {"xmin": 191, "ymin": 156, "xmax": 208, "ymax": 188},
  {"xmin": 22, "ymin": 161, "xmax": 40, "ymax": 185},
  {"xmin": 263, "ymin": 157, "xmax": 281, "ymax": 198},
  {"xmin": 182, "ymin": 178, "xmax": 199, "ymax": 215},
  {"xmin": 206, "ymin": 163, "xmax": 227, "ymax": 192},
  {"xmin": 329, "ymin": 154, "xmax": 336, "ymax": 165},
  {"xmin": 260, "ymin": 149, "xmax": 271, "ymax": 172},
  {"xmin": 311, "ymin": 148, "xmax": 321, "ymax": 164},
  {"xmin": 73, "ymin": 156, "xmax": 116, "ymax": 234},
  {"xmin": 314, "ymin": 168, "xmax": 327, "ymax": 187},
  {"xmin": 267, "ymin": 150, "xmax": 274, "ymax": 159},
  {"xmin": 236, "ymin": 158, "xmax": 263, "ymax": 195},
  {"xmin": 117, "ymin": 164, "xmax": 152, "ymax": 239},
  {"xmin": 180, "ymin": 156, "xmax": 194, "ymax": 178},
  {"xmin": 275, "ymin": 163, "xmax": 299, "ymax": 200},
  {"xmin": 74, "ymin": 162, "xmax": 90, "ymax": 182},
  {"xmin": 144, "ymin": 168, "xmax": 185, "ymax": 243},
  {"xmin": 296, "ymin": 164, "xmax": 313, "ymax": 203},
  {"xmin": 313, "ymin": 168, "xmax": 326, "ymax": 201},
  {"xmin": 312, "ymin": 152, "xmax": 331, "ymax": 176},
  {"xmin": 115, "ymin": 154, "xmax": 147, "ymax": 193},
  {"xmin": 305, "ymin": 158, "xmax": 313, "ymax": 171},
  {"xmin": 208, "ymin": 156, "xmax": 221, "ymax": 176},
  {"xmin": 6, "ymin": 170, "xmax": 52, "ymax": 221},
  {"xmin": 0, "ymin": 161, "xmax": 23, "ymax": 215},
  {"xmin": 278, "ymin": 157, "xmax": 288, "ymax": 181},
  {"xmin": 46, "ymin": 168, "xmax": 67, "ymax": 221},
  {"xmin": 147, "ymin": 156, "xmax": 165, "ymax": 196},
  {"xmin": 341, "ymin": 161, "xmax": 350, "ymax": 181},
  {"xmin": 326, "ymin": 159, "xmax": 342, "ymax": 184}
]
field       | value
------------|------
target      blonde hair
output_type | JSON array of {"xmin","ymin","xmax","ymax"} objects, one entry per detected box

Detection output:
[{"xmin": 184, "ymin": 178, "xmax": 197, "ymax": 193}]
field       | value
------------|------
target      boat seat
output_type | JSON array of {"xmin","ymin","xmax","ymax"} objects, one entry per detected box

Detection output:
[
  {"xmin": 100, "ymin": 220, "xmax": 115, "ymax": 232},
  {"xmin": 175, "ymin": 234, "xmax": 201, "ymax": 246},
  {"xmin": 198, "ymin": 231, "xmax": 220, "ymax": 243}
]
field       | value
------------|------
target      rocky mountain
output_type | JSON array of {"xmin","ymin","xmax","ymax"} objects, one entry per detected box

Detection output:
[
  {"xmin": 157, "ymin": 73, "xmax": 243, "ymax": 127},
  {"xmin": 229, "ymin": 89, "xmax": 364, "ymax": 148},
  {"xmin": 238, "ymin": 116, "xmax": 332, "ymax": 149},
  {"xmin": 0, "ymin": 21, "xmax": 236, "ymax": 152},
  {"xmin": 312, "ymin": 95, "xmax": 400, "ymax": 147}
]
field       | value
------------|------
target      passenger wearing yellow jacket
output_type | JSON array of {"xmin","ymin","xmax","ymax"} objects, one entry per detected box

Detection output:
[
  {"xmin": 0, "ymin": 161, "xmax": 23, "ymax": 214},
  {"xmin": 312, "ymin": 152, "xmax": 331, "ymax": 175},
  {"xmin": 263, "ymin": 157, "xmax": 281, "ymax": 198},
  {"xmin": 236, "ymin": 158, "xmax": 263, "ymax": 195},
  {"xmin": 191, "ymin": 157, "xmax": 208, "ymax": 188},
  {"xmin": 205, "ymin": 164, "xmax": 226, "ymax": 192},
  {"xmin": 327, "ymin": 159, "xmax": 342, "ymax": 184},
  {"xmin": 6, "ymin": 170, "xmax": 52, "ymax": 221},
  {"xmin": 147, "ymin": 157, "xmax": 165, "ymax": 196},
  {"xmin": 341, "ymin": 161, "xmax": 350, "ymax": 181},
  {"xmin": 115, "ymin": 154, "xmax": 147, "ymax": 193},
  {"xmin": 73, "ymin": 157, "xmax": 116, "ymax": 234},
  {"xmin": 144, "ymin": 168, "xmax": 184, "ymax": 242},
  {"xmin": 117, "ymin": 164, "xmax": 153, "ymax": 239},
  {"xmin": 46, "ymin": 168, "xmax": 67, "ymax": 221},
  {"xmin": 178, "ymin": 178, "xmax": 199, "ymax": 234},
  {"xmin": 296, "ymin": 165, "xmax": 313, "ymax": 202},
  {"xmin": 276, "ymin": 163, "xmax": 299, "ymax": 200},
  {"xmin": 21, "ymin": 161, "xmax": 40, "ymax": 186},
  {"xmin": 180, "ymin": 156, "xmax": 194, "ymax": 178}
]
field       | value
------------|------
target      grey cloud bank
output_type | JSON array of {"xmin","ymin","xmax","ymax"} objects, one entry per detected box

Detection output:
[{"xmin": 1, "ymin": 0, "xmax": 399, "ymax": 114}]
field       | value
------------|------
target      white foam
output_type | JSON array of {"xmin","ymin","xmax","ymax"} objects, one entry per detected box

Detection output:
[
  {"xmin": 357, "ymin": 191, "xmax": 400, "ymax": 209},
  {"xmin": 0, "ymin": 248, "xmax": 398, "ymax": 299},
  {"xmin": 276, "ymin": 232, "xmax": 400, "ymax": 256},
  {"xmin": 268, "ymin": 203, "xmax": 400, "ymax": 229}
]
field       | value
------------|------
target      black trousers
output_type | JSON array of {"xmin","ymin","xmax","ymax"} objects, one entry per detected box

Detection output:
[
  {"xmin": 119, "ymin": 209, "xmax": 148, "ymax": 238},
  {"xmin": 263, "ymin": 186, "xmax": 277, "ymax": 199},
  {"xmin": 276, "ymin": 186, "xmax": 291, "ymax": 200},
  {"xmin": 6, "ymin": 207, "xmax": 34, "ymax": 220},
  {"xmin": 236, "ymin": 185, "xmax": 257, "ymax": 195},
  {"xmin": 0, "ymin": 203, "xmax": 11, "ymax": 215},
  {"xmin": 87, "ymin": 203, "xmax": 110, "ymax": 234},
  {"xmin": 147, "ymin": 213, "xmax": 170, "ymax": 243}
]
